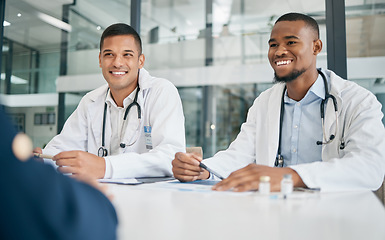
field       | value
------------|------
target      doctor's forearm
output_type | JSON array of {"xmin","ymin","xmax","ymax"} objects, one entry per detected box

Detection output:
[{"xmin": 288, "ymin": 168, "xmax": 307, "ymax": 188}]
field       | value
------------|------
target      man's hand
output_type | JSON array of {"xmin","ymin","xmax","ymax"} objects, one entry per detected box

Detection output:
[
  {"xmin": 32, "ymin": 147, "xmax": 44, "ymax": 163},
  {"xmin": 53, "ymin": 151, "xmax": 106, "ymax": 179},
  {"xmin": 212, "ymin": 164, "xmax": 306, "ymax": 192},
  {"xmin": 172, "ymin": 152, "xmax": 210, "ymax": 182}
]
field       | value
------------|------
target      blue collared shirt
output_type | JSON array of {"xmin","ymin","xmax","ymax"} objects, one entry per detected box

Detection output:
[{"xmin": 280, "ymin": 74, "xmax": 325, "ymax": 166}]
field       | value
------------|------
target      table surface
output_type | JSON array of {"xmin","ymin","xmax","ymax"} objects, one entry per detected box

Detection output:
[{"xmin": 107, "ymin": 180, "xmax": 385, "ymax": 240}]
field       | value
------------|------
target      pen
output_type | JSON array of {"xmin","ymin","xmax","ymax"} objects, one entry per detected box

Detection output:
[
  {"xmin": 199, "ymin": 162, "xmax": 224, "ymax": 180},
  {"xmin": 33, "ymin": 153, "xmax": 54, "ymax": 159},
  {"xmin": 294, "ymin": 187, "xmax": 321, "ymax": 193}
]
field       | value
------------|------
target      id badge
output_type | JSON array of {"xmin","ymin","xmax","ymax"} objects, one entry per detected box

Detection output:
[{"xmin": 144, "ymin": 126, "xmax": 153, "ymax": 150}]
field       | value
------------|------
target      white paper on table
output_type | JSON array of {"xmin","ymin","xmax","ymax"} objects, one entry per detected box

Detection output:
[{"xmin": 98, "ymin": 178, "xmax": 140, "ymax": 185}]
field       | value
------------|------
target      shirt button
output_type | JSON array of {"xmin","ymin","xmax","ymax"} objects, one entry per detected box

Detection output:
[
  {"xmin": 293, "ymin": 148, "xmax": 297, "ymax": 153},
  {"xmin": 297, "ymin": 102, "xmax": 301, "ymax": 106},
  {"xmin": 294, "ymin": 125, "xmax": 298, "ymax": 129}
]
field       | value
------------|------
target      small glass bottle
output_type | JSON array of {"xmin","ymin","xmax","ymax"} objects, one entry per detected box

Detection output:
[
  {"xmin": 259, "ymin": 176, "xmax": 271, "ymax": 195},
  {"xmin": 281, "ymin": 174, "xmax": 293, "ymax": 197}
]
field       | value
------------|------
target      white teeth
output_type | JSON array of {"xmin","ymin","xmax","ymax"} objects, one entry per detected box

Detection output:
[
  {"xmin": 111, "ymin": 71, "xmax": 126, "ymax": 75},
  {"xmin": 276, "ymin": 60, "xmax": 292, "ymax": 66}
]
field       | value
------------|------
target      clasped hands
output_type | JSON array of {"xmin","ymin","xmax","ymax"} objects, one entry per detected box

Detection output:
[{"xmin": 172, "ymin": 152, "xmax": 305, "ymax": 192}]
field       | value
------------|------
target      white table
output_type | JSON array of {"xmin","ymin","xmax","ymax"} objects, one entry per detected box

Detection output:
[{"xmin": 108, "ymin": 181, "xmax": 385, "ymax": 240}]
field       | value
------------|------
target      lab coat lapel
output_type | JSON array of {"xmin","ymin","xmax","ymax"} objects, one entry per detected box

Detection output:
[
  {"xmin": 267, "ymin": 83, "xmax": 285, "ymax": 166},
  {"xmin": 89, "ymin": 86, "xmax": 109, "ymax": 149},
  {"xmin": 323, "ymin": 97, "xmax": 338, "ymax": 139},
  {"xmin": 324, "ymin": 71, "xmax": 343, "ymax": 142},
  {"xmin": 322, "ymin": 70, "xmax": 345, "ymax": 159},
  {"xmin": 120, "ymin": 69, "xmax": 149, "ymax": 149},
  {"xmin": 137, "ymin": 68, "xmax": 150, "ymax": 124}
]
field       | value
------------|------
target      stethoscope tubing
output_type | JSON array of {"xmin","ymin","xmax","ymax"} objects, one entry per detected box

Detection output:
[
  {"xmin": 275, "ymin": 69, "xmax": 338, "ymax": 167},
  {"xmin": 99, "ymin": 86, "xmax": 142, "ymax": 157}
]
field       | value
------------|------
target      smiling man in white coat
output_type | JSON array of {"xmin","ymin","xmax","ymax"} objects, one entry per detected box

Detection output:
[
  {"xmin": 34, "ymin": 23, "xmax": 185, "ymax": 179},
  {"xmin": 172, "ymin": 13, "xmax": 385, "ymax": 192}
]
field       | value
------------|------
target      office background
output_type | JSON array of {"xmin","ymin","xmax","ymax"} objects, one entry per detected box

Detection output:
[{"xmin": 0, "ymin": 0, "xmax": 384, "ymax": 157}]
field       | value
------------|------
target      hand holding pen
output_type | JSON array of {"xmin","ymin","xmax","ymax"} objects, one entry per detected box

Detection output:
[
  {"xmin": 172, "ymin": 152, "xmax": 211, "ymax": 182},
  {"xmin": 32, "ymin": 147, "xmax": 53, "ymax": 162},
  {"xmin": 33, "ymin": 152, "xmax": 54, "ymax": 159},
  {"xmin": 199, "ymin": 162, "xmax": 224, "ymax": 180}
]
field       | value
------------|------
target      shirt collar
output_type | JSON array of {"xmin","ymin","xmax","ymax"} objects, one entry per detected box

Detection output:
[
  {"xmin": 310, "ymin": 73, "xmax": 325, "ymax": 100},
  {"xmin": 284, "ymin": 73, "xmax": 325, "ymax": 104}
]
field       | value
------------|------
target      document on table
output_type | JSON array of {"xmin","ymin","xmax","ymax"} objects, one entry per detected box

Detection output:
[
  {"xmin": 99, "ymin": 178, "xmax": 140, "ymax": 185},
  {"xmin": 137, "ymin": 180, "xmax": 253, "ymax": 195},
  {"xmin": 136, "ymin": 180, "xmax": 320, "ymax": 198},
  {"xmin": 137, "ymin": 180, "xmax": 220, "ymax": 192},
  {"xmin": 98, "ymin": 177, "xmax": 175, "ymax": 185}
]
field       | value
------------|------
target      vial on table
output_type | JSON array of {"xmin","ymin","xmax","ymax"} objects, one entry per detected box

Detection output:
[
  {"xmin": 259, "ymin": 176, "xmax": 270, "ymax": 195},
  {"xmin": 281, "ymin": 174, "xmax": 293, "ymax": 197}
]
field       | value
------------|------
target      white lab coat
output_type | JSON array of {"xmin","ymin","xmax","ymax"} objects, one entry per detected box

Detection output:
[
  {"xmin": 204, "ymin": 69, "xmax": 385, "ymax": 191},
  {"xmin": 43, "ymin": 68, "xmax": 185, "ymax": 178}
]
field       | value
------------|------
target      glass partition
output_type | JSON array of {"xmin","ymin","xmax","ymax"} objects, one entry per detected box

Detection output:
[
  {"xmin": 345, "ymin": 0, "xmax": 385, "ymax": 123},
  {"xmin": 2, "ymin": 0, "xmax": 384, "ymax": 154}
]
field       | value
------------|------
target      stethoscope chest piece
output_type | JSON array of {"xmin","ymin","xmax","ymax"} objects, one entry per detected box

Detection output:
[{"xmin": 98, "ymin": 146, "xmax": 108, "ymax": 157}]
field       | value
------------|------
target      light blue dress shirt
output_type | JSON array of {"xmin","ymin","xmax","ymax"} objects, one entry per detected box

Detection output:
[{"xmin": 280, "ymin": 74, "xmax": 325, "ymax": 167}]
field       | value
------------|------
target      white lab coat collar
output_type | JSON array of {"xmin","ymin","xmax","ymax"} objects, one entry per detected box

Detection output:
[{"xmin": 138, "ymin": 68, "xmax": 152, "ymax": 92}]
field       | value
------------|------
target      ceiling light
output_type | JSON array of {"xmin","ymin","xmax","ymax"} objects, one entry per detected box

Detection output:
[
  {"xmin": 0, "ymin": 73, "xmax": 28, "ymax": 84},
  {"xmin": 36, "ymin": 12, "xmax": 72, "ymax": 32},
  {"xmin": 17, "ymin": 13, "xmax": 21, "ymax": 17},
  {"xmin": 3, "ymin": 21, "xmax": 10, "ymax": 27}
]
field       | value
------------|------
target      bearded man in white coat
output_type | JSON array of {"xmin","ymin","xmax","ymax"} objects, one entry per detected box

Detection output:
[
  {"xmin": 172, "ymin": 13, "xmax": 385, "ymax": 192},
  {"xmin": 34, "ymin": 23, "xmax": 185, "ymax": 179}
]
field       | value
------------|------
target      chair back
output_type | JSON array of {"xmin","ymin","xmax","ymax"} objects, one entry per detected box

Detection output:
[
  {"xmin": 374, "ymin": 178, "xmax": 385, "ymax": 205},
  {"xmin": 186, "ymin": 147, "xmax": 203, "ymax": 157}
]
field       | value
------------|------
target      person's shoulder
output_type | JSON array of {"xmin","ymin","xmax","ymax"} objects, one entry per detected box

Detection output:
[
  {"xmin": 151, "ymin": 77, "xmax": 176, "ymax": 90},
  {"xmin": 329, "ymin": 70, "xmax": 374, "ymax": 97},
  {"xmin": 141, "ymin": 69, "xmax": 177, "ymax": 92},
  {"xmin": 256, "ymin": 82, "xmax": 285, "ymax": 101},
  {"xmin": 329, "ymin": 70, "xmax": 378, "ymax": 108},
  {"xmin": 81, "ymin": 84, "xmax": 109, "ymax": 103}
]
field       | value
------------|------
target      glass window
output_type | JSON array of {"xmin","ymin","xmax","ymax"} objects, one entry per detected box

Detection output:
[
  {"xmin": 3, "ymin": 0, "xmax": 62, "ymax": 94},
  {"xmin": 345, "ymin": 0, "xmax": 385, "ymax": 124},
  {"xmin": 213, "ymin": 0, "xmax": 326, "ymax": 66},
  {"xmin": 4, "ymin": 0, "xmax": 384, "ymax": 154}
]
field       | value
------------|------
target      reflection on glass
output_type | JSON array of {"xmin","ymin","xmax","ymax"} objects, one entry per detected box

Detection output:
[
  {"xmin": 178, "ymin": 87, "xmax": 203, "ymax": 149},
  {"xmin": 178, "ymin": 83, "xmax": 271, "ymax": 157}
]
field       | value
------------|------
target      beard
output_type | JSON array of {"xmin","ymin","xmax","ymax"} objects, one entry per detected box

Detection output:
[{"xmin": 274, "ymin": 69, "xmax": 306, "ymax": 83}]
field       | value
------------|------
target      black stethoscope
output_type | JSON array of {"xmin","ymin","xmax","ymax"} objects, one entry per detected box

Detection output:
[
  {"xmin": 98, "ymin": 85, "xmax": 142, "ymax": 157},
  {"xmin": 275, "ymin": 69, "xmax": 338, "ymax": 167}
]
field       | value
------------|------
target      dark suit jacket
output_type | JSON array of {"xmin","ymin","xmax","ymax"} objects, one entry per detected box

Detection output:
[{"xmin": 0, "ymin": 109, "xmax": 118, "ymax": 240}]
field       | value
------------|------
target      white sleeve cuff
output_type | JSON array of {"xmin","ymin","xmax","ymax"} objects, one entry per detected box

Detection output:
[
  {"xmin": 43, "ymin": 158, "xmax": 58, "ymax": 169},
  {"xmin": 103, "ymin": 157, "xmax": 113, "ymax": 179}
]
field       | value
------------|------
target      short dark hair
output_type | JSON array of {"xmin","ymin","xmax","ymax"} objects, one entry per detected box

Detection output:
[
  {"xmin": 275, "ymin": 12, "xmax": 319, "ymax": 39},
  {"xmin": 100, "ymin": 23, "xmax": 142, "ymax": 55}
]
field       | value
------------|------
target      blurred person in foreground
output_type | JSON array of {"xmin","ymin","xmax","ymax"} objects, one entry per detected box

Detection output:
[{"xmin": 0, "ymin": 108, "xmax": 117, "ymax": 240}]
